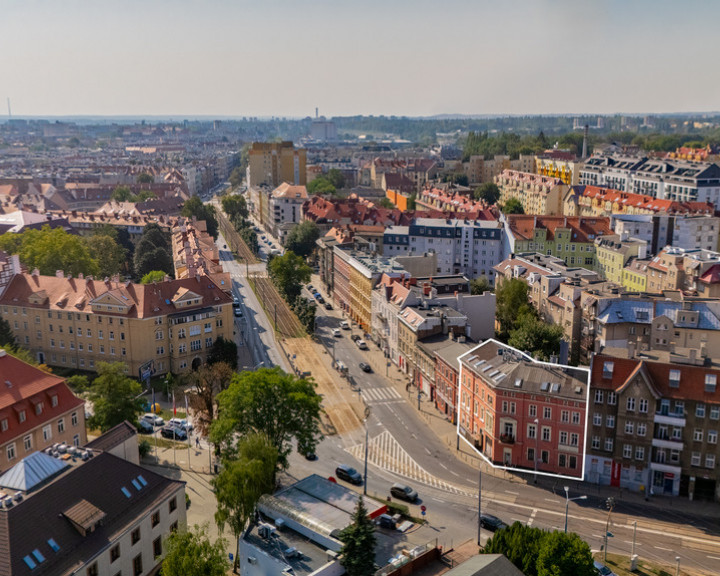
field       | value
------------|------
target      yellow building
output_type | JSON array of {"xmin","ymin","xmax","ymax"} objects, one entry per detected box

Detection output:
[
  {"xmin": 536, "ymin": 155, "xmax": 583, "ymax": 185},
  {"xmin": 495, "ymin": 170, "xmax": 567, "ymax": 215},
  {"xmin": 622, "ymin": 259, "xmax": 649, "ymax": 293},
  {"xmin": 0, "ymin": 272, "xmax": 234, "ymax": 377},
  {"xmin": 594, "ymin": 235, "xmax": 647, "ymax": 285},
  {"xmin": 247, "ymin": 142, "xmax": 307, "ymax": 188},
  {"xmin": 349, "ymin": 266, "xmax": 374, "ymax": 332}
]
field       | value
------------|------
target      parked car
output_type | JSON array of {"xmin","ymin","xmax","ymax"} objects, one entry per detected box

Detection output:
[
  {"xmin": 137, "ymin": 420, "xmax": 154, "ymax": 434},
  {"xmin": 168, "ymin": 418, "xmax": 193, "ymax": 432},
  {"xmin": 594, "ymin": 561, "xmax": 617, "ymax": 576},
  {"xmin": 356, "ymin": 339, "xmax": 368, "ymax": 350},
  {"xmin": 232, "ymin": 297, "xmax": 240, "ymax": 308},
  {"xmin": 479, "ymin": 514, "xmax": 507, "ymax": 532},
  {"xmin": 234, "ymin": 308, "xmax": 243, "ymax": 317},
  {"xmin": 304, "ymin": 452, "xmax": 318, "ymax": 461},
  {"xmin": 161, "ymin": 424, "xmax": 187, "ymax": 440},
  {"xmin": 332, "ymin": 328, "xmax": 342, "ymax": 337},
  {"xmin": 335, "ymin": 464, "xmax": 363, "ymax": 485},
  {"xmin": 340, "ymin": 320, "xmax": 350, "ymax": 330},
  {"xmin": 141, "ymin": 413, "xmax": 164, "ymax": 427},
  {"xmin": 359, "ymin": 362, "xmax": 372, "ymax": 373},
  {"xmin": 324, "ymin": 302, "xmax": 333, "ymax": 310},
  {"xmin": 307, "ymin": 285, "xmax": 314, "ymax": 292},
  {"xmin": 377, "ymin": 514, "xmax": 397, "ymax": 529},
  {"xmin": 350, "ymin": 334, "xmax": 361, "ymax": 342},
  {"xmin": 390, "ymin": 483, "xmax": 418, "ymax": 502}
]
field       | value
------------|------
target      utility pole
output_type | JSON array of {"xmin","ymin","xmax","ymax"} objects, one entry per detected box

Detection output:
[
  {"xmin": 604, "ymin": 497, "xmax": 616, "ymax": 563},
  {"xmin": 477, "ymin": 466, "xmax": 482, "ymax": 546}
]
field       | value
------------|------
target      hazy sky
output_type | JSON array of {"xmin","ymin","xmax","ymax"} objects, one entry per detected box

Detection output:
[{"xmin": 2, "ymin": 0, "xmax": 718, "ymax": 117}]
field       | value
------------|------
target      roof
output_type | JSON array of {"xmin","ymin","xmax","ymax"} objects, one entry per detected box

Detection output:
[
  {"xmin": 591, "ymin": 354, "xmax": 720, "ymax": 402},
  {"xmin": 596, "ymin": 300, "xmax": 720, "ymax": 330},
  {"xmin": 444, "ymin": 554, "xmax": 525, "ymax": 576},
  {"xmin": 506, "ymin": 215, "xmax": 612, "ymax": 243},
  {"xmin": 85, "ymin": 421, "xmax": 137, "ymax": 452},
  {"xmin": 0, "ymin": 452, "xmax": 69, "ymax": 492},
  {"xmin": 0, "ymin": 451, "xmax": 185, "ymax": 576},
  {"xmin": 700, "ymin": 264, "xmax": 720, "ymax": 285},
  {"xmin": 0, "ymin": 273, "xmax": 232, "ymax": 319},
  {"xmin": 272, "ymin": 182, "xmax": 308, "ymax": 200}
]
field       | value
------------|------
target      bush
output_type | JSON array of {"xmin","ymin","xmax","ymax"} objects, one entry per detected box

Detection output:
[{"xmin": 139, "ymin": 439, "xmax": 151, "ymax": 459}]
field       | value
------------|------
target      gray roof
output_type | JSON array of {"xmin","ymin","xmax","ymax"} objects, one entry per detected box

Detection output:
[
  {"xmin": 597, "ymin": 300, "xmax": 720, "ymax": 330},
  {"xmin": 85, "ymin": 420, "xmax": 137, "ymax": 452},
  {"xmin": 0, "ymin": 452, "xmax": 69, "ymax": 492},
  {"xmin": 444, "ymin": 554, "xmax": 525, "ymax": 576}
]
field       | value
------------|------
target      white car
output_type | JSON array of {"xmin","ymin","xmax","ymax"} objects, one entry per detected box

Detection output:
[
  {"xmin": 332, "ymin": 328, "xmax": 342, "ymax": 337},
  {"xmin": 168, "ymin": 418, "xmax": 193, "ymax": 432},
  {"xmin": 355, "ymin": 339, "xmax": 368, "ymax": 350},
  {"xmin": 141, "ymin": 413, "xmax": 164, "ymax": 427}
]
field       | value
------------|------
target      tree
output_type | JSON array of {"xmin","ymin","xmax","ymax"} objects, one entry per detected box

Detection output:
[
  {"xmin": 495, "ymin": 278, "xmax": 533, "ymax": 339},
  {"xmin": 87, "ymin": 362, "xmax": 145, "ymax": 432},
  {"xmin": 141, "ymin": 270, "xmax": 168, "ymax": 284},
  {"xmin": 136, "ymin": 172, "xmax": 154, "ymax": 184},
  {"xmin": 508, "ymin": 311, "xmax": 564, "ymax": 360},
  {"xmin": 111, "ymin": 186, "xmax": 133, "ymax": 202},
  {"xmin": 503, "ymin": 197, "xmax": 525, "ymax": 214},
  {"xmin": 340, "ymin": 496, "xmax": 377, "ymax": 576},
  {"xmin": 134, "ymin": 246, "xmax": 173, "ymax": 279},
  {"xmin": 292, "ymin": 297, "xmax": 317, "ymax": 334},
  {"xmin": 210, "ymin": 367, "xmax": 323, "ymax": 471},
  {"xmin": 284, "ymin": 221, "xmax": 320, "ymax": 259},
  {"xmin": 1, "ymin": 344, "xmax": 52, "ymax": 372},
  {"xmin": 376, "ymin": 197, "xmax": 395, "ymax": 209},
  {"xmin": 307, "ymin": 176, "xmax": 336, "ymax": 195},
  {"xmin": 483, "ymin": 523, "xmax": 545, "ymax": 576},
  {"xmin": 0, "ymin": 226, "xmax": 100, "ymax": 278},
  {"xmin": 470, "ymin": 276, "xmax": 493, "ymax": 295},
  {"xmin": 185, "ymin": 362, "xmax": 234, "ymax": 436},
  {"xmin": 0, "ymin": 317, "xmax": 14, "ymax": 347},
  {"xmin": 137, "ymin": 223, "xmax": 169, "ymax": 250},
  {"xmin": 474, "ymin": 182, "xmax": 500, "ymax": 204},
  {"xmin": 221, "ymin": 194, "xmax": 248, "ymax": 220},
  {"xmin": 229, "ymin": 166, "xmax": 244, "ymax": 189},
  {"xmin": 268, "ymin": 251, "xmax": 312, "ymax": 302},
  {"xmin": 407, "ymin": 194, "xmax": 417, "ymax": 210},
  {"xmin": 182, "ymin": 196, "xmax": 218, "ymax": 238},
  {"xmin": 207, "ymin": 336, "xmax": 238, "ymax": 370},
  {"xmin": 84, "ymin": 234, "xmax": 127, "ymax": 278},
  {"xmin": 213, "ymin": 433, "xmax": 278, "ymax": 572},
  {"xmin": 536, "ymin": 531, "xmax": 596, "ymax": 576},
  {"xmin": 326, "ymin": 168, "xmax": 346, "ymax": 189},
  {"xmin": 452, "ymin": 173, "xmax": 469, "ymax": 186},
  {"xmin": 162, "ymin": 524, "xmax": 229, "ymax": 576}
]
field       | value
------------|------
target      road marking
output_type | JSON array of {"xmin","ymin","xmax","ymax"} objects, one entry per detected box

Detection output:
[
  {"xmin": 544, "ymin": 498, "xmax": 559, "ymax": 503},
  {"xmin": 527, "ymin": 509, "xmax": 537, "ymax": 527},
  {"xmin": 450, "ymin": 470, "xmax": 460, "ymax": 477},
  {"xmin": 424, "ymin": 447, "xmax": 432, "ymax": 455},
  {"xmin": 432, "ymin": 498, "xmax": 445, "ymax": 503},
  {"xmin": 654, "ymin": 546, "xmax": 673, "ymax": 551},
  {"xmin": 439, "ymin": 463, "xmax": 448, "ymax": 470},
  {"xmin": 707, "ymin": 556, "xmax": 720, "ymax": 560},
  {"xmin": 505, "ymin": 490, "xmax": 519, "ymax": 495}
]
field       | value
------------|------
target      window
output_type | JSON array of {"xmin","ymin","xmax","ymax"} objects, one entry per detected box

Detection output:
[
  {"xmin": 0, "ymin": 418, "xmax": 6, "ymax": 432},
  {"xmin": 707, "ymin": 454, "xmax": 716, "ymax": 469},
  {"xmin": 58, "ymin": 418, "xmax": 65, "ymax": 433},
  {"xmin": 110, "ymin": 544, "xmax": 120, "ymax": 563},
  {"xmin": 153, "ymin": 536, "xmax": 162, "ymax": 558},
  {"xmin": 639, "ymin": 398, "xmax": 648, "ymax": 413},
  {"xmin": 24, "ymin": 435, "xmax": 32, "ymax": 451},
  {"xmin": 156, "ymin": 346, "xmax": 164, "ymax": 355},
  {"xmin": 71, "ymin": 412, "xmax": 78, "ymax": 426},
  {"xmin": 607, "ymin": 392, "xmax": 617, "ymax": 405},
  {"xmin": 625, "ymin": 421, "xmax": 634, "ymax": 435},
  {"xmin": 706, "ymin": 374, "xmax": 717, "ymax": 393},
  {"xmin": 543, "ymin": 407, "xmax": 551, "ymax": 419},
  {"xmin": 669, "ymin": 369, "xmax": 681, "ymax": 388},
  {"xmin": 708, "ymin": 430, "xmax": 718, "ymax": 444},
  {"xmin": 527, "ymin": 447, "xmax": 535, "ymax": 462},
  {"xmin": 572, "ymin": 412, "xmax": 580, "ymax": 425},
  {"xmin": 626, "ymin": 397, "xmax": 636, "ymax": 411},
  {"xmin": 541, "ymin": 427, "xmax": 551, "ymax": 441},
  {"xmin": 133, "ymin": 554, "xmax": 143, "ymax": 576},
  {"xmin": 529, "ymin": 405, "xmax": 537, "ymax": 417},
  {"xmin": 595, "ymin": 389, "xmax": 604, "ymax": 404},
  {"xmin": 675, "ymin": 401, "xmax": 685, "ymax": 416},
  {"xmin": 694, "ymin": 428, "xmax": 703, "ymax": 442},
  {"xmin": 87, "ymin": 563, "xmax": 99, "ymax": 576},
  {"xmin": 691, "ymin": 452, "xmax": 701, "ymax": 466},
  {"xmin": 559, "ymin": 431, "xmax": 568, "ymax": 445},
  {"xmin": 561, "ymin": 410, "xmax": 569, "ymax": 423},
  {"xmin": 527, "ymin": 424, "xmax": 536, "ymax": 439},
  {"xmin": 637, "ymin": 423, "xmax": 647, "ymax": 437},
  {"xmin": 635, "ymin": 446, "xmax": 645, "ymax": 461},
  {"xmin": 623, "ymin": 444, "xmax": 632, "ymax": 458},
  {"xmin": 169, "ymin": 496, "xmax": 177, "ymax": 512},
  {"xmin": 6, "ymin": 443, "xmax": 16, "ymax": 461},
  {"xmin": 602, "ymin": 361, "xmax": 614, "ymax": 379},
  {"xmin": 191, "ymin": 340, "xmax": 201, "ymax": 351},
  {"xmin": 593, "ymin": 413, "xmax": 602, "ymax": 426},
  {"xmin": 559, "ymin": 454, "xmax": 567, "ymax": 468},
  {"xmin": 131, "ymin": 528, "xmax": 141, "ymax": 545},
  {"xmin": 696, "ymin": 404, "xmax": 706, "ymax": 418},
  {"xmin": 606, "ymin": 415, "xmax": 615, "ymax": 428},
  {"xmin": 711, "ymin": 406, "xmax": 720, "ymax": 420},
  {"xmin": 152, "ymin": 510, "xmax": 160, "ymax": 527},
  {"xmin": 43, "ymin": 425, "xmax": 52, "ymax": 441},
  {"xmin": 605, "ymin": 438, "xmax": 614, "ymax": 452},
  {"xmin": 592, "ymin": 436, "xmax": 600, "ymax": 449}
]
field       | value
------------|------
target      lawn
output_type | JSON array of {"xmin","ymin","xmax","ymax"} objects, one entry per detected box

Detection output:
[{"xmin": 598, "ymin": 552, "xmax": 685, "ymax": 576}]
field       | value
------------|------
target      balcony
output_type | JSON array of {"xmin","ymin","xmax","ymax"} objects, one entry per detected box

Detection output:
[
  {"xmin": 654, "ymin": 412, "xmax": 686, "ymax": 427},
  {"xmin": 649, "ymin": 461, "xmax": 681, "ymax": 476},
  {"xmin": 499, "ymin": 433, "xmax": 515, "ymax": 444},
  {"xmin": 651, "ymin": 436, "xmax": 684, "ymax": 451}
]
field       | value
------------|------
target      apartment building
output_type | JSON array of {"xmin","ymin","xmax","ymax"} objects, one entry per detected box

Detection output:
[
  {"xmin": 0, "ymin": 350, "xmax": 86, "ymax": 474},
  {"xmin": 384, "ymin": 218, "xmax": 504, "ymax": 283},
  {"xmin": 594, "ymin": 234, "xmax": 648, "ymax": 284},
  {"xmin": 579, "ymin": 154, "xmax": 720, "ymax": 204},
  {"xmin": 462, "ymin": 154, "xmax": 535, "ymax": 185},
  {"xmin": 622, "ymin": 258, "xmax": 650, "ymax": 293},
  {"xmin": 536, "ymin": 151, "xmax": 583, "ymax": 185},
  {"xmin": 458, "ymin": 340, "xmax": 590, "ymax": 479},
  {"xmin": 0, "ymin": 272, "xmax": 234, "ymax": 377},
  {"xmin": 270, "ymin": 182, "xmax": 308, "ymax": 243},
  {"xmin": 643, "ymin": 247, "xmax": 720, "ymax": 293},
  {"xmin": 246, "ymin": 141, "xmax": 307, "ymax": 188},
  {"xmin": 504, "ymin": 215, "xmax": 612, "ymax": 270},
  {"xmin": 0, "ymin": 450, "xmax": 186, "ymax": 576},
  {"xmin": 612, "ymin": 213, "xmax": 720, "ymax": 255},
  {"xmin": 495, "ymin": 170, "xmax": 568, "ymax": 216},
  {"xmin": 587, "ymin": 354, "xmax": 720, "ymax": 501},
  {"xmin": 171, "ymin": 220, "xmax": 229, "ymax": 290}
]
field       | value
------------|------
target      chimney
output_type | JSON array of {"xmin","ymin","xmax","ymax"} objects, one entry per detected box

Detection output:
[
  {"xmin": 582, "ymin": 125, "xmax": 588, "ymax": 158},
  {"xmin": 423, "ymin": 282, "xmax": 431, "ymax": 296},
  {"xmin": 455, "ymin": 290, "xmax": 464, "ymax": 311}
]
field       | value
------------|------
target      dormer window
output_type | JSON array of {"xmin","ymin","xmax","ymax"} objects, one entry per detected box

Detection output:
[
  {"xmin": 669, "ymin": 370, "xmax": 681, "ymax": 388},
  {"xmin": 602, "ymin": 361, "xmax": 614, "ymax": 379},
  {"xmin": 706, "ymin": 374, "xmax": 717, "ymax": 393}
]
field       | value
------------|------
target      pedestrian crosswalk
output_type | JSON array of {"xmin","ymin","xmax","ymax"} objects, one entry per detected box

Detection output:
[
  {"xmin": 359, "ymin": 386, "xmax": 402, "ymax": 404},
  {"xmin": 347, "ymin": 430, "xmax": 475, "ymax": 497}
]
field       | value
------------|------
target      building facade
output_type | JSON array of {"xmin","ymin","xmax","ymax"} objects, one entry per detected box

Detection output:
[
  {"xmin": 246, "ymin": 141, "xmax": 307, "ymax": 188},
  {"xmin": 495, "ymin": 170, "xmax": 568, "ymax": 216}
]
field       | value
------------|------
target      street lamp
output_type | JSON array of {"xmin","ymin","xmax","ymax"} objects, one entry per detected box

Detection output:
[
  {"xmin": 675, "ymin": 556, "xmax": 681, "ymax": 576},
  {"xmin": 564, "ymin": 486, "xmax": 588, "ymax": 533}
]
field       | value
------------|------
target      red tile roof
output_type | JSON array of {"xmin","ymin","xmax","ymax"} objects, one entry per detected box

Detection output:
[
  {"xmin": 700, "ymin": 264, "xmax": 720, "ymax": 285},
  {"xmin": 580, "ymin": 186, "xmax": 715, "ymax": 214},
  {"xmin": 507, "ymin": 215, "xmax": 612, "ymax": 242}
]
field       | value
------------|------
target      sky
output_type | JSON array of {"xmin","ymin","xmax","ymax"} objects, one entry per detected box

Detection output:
[{"xmin": 1, "ymin": 0, "xmax": 719, "ymax": 118}]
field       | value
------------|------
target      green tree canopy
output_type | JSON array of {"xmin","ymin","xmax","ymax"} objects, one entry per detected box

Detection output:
[
  {"xmin": 162, "ymin": 524, "xmax": 229, "ymax": 576},
  {"xmin": 268, "ymin": 251, "xmax": 312, "ymax": 302},
  {"xmin": 87, "ymin": 362, "xmax": 145, "ymax": 432},
  {"xmin": 508, "ymin": 310, "xmax": 564, "ymax": 361},
  {"xmin": 140, "ymin": 270, "xmax": 168, "ymax": 284},
  {"xmin": 340, "ymin": 496, "xmax": 377, "ymax": 576},
  {"xmin": 0, "ymin": 317, "xmax": 15, "ymax": 348},
  {"xmin": 474, "ymin": 182, "xmax": 500, "ymax": 204},
  {"xmin": 221, "ymin": 194, "xmax": 249, "ymax": 220},
  {"xmin": 407, "ymin": 194, "xmax": 417, "ymax": 210},
  {"xmin": 134, "ymin": 246, "xmax": 173, "ymax": 279},
  {"xmin": 111, "ymin": 186, "xmax": 133, "ymax": 202},
  {"xmin": 503, "ymin": 197, "xmax": 525, "ymax": 214},
  {"xmin": 284, "ymin": 221, "xmax": 320, "ymax": 259},
  {"xmin": 229, "ymin": 166, "xmax": 244, "ymax": 189},
  {"xmin": 136, "ymin": 172, "xmax": 154, "ymax": 184},
  {"xmin": 483, "ymin": 523, "xmax": 545, "ymax": 576},
  {"xmin": 84, "ymin": 234, "xmax": 127, "ymax": 278},
  {"xmin": 213, "ymin": 432, "xmax": 278, "ymax": 572},
  {"xmin": 210, "ymin": 367, "xmax": 323, "ymax": 471},
  {"xmin": 470, "ymin": 276, "xmax": 493, "ymax": 295},
  {"xmin": 326, "ymin": 168, "xmax": 346, "ymax": 189},
  {"xmin": 182, "ymin": 196, "xmax": 218, "ymax": 238},
  {"xmin": 376, "ymin": 197, "xmax": 395, "ymax": 209},
  {"xmin": 495, "ymin": 278, "xmax": 533, "ymax": 339},
  {"xmin": 186, "ymin": 362, "xmax": 234, "ymax": 436},
  {"xmin": 307, "ymin": 176, "xmax": 336, "ymax": 195},
  {"xmin": 0, "ymin": 226, "xmax": 100, "ymax": 278},
  {"xmin": 207, "ymin": 336, "xmax": 238, "ymax": 370},
  {"xmin": 536, "ymin": 531, "xmax": 596, "ymax": 576}
]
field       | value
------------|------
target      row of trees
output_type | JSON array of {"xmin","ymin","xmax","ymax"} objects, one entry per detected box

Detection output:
[
  {"xmin": 111, "ymin": 185, "xmax": 156, "ymax": 203},
  {"xmin": 268, "ymin": 251, "xmax": 315, "ymax": 333},
  {"xmin": 182, "ymin": 196, "xmax": 218, "ymax": 238},
  {"xmin": 221, "ymin": 193, "xmax": 259, "ymax": 254},
  {"xmin": 307, "ymin": 168, "xmax": 346, "ymax": 195}
]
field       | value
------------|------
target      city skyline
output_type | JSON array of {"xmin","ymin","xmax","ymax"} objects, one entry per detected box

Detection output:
[{"xmin": 2, "ymin": 0, "xmax": 719, "ymax": 118}]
